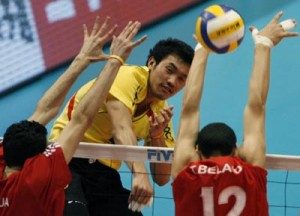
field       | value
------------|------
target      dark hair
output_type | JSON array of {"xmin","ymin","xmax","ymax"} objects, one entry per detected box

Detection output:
[
  {"xmin": 196, "ymin": 122, "xmax": 237, "ymax": 158},
  {"xmin": 146, "ymin": 38, "xmax": 194, "ymax": 66},
  {"xmin": 3, "ymin": 120, "xmax": 47, "ymax": 167}
]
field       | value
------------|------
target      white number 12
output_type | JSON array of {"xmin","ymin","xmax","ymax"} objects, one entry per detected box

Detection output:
[{"xmin": 201, "ymin": 186, "xmax": 246, "ymax": 216}]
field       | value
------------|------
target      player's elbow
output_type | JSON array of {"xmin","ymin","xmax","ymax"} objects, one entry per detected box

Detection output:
[
  {"xmin": 111, "ymin": 124, "xmax": 134, "ymax": 144},
  {"xmin": 247, "ymin": 96, "xmax": 266, "ymax": 114},
  {"xmin": 73, "ymin": 113, "xmax": 94, "ymax": 128},
  {"xmin": 153, "ymin": 175, "xmax": 170, "ymax": 186}
]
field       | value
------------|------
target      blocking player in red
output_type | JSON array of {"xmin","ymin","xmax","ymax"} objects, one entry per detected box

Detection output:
[
  {"xmin": 171, "ymin": 12, "xmax": 298, "ymax": 216},
  {"xmin": 0, "ymin": 17, "xmax": 146, "ymax": 216}
]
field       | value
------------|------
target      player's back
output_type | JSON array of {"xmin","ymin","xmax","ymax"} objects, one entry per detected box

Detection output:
[
  {"xmin": 0, "ymin": 144, "xmax": 70, "ymax": 216},
  {"xmin": 172, "ymin": 156, "xmax": 268, "ymax": 216}
]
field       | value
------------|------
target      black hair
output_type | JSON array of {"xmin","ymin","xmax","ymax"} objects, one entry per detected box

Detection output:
[
  {"xmin": 196, "ymin": 122, "xmax": 237, "ymax": 158},
  {"xmin": 3, "ymin": 120, "xmax": 47, "ymax": 167},
  {"xmin": 146, "ymin": 38, "xmax": 194, "ymax": 66}
]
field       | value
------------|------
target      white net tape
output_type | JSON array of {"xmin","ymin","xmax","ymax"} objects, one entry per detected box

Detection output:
[
  {"xmin": 1, "ymin": 136, "xmax": 299, "ymax": 170},
  {"xmin": 0, "ymin": 137, "xmax": 300, "ymax": 171},
  {"xmin": 75, "ymin": 142, "xmax": 300, "ymax": 171}
]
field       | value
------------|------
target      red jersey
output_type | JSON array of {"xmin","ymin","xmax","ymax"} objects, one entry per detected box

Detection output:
[
  {"xmin": 172, "ymin": 156, "xmax": 268, "ymax": 216},
  {"xmin": 0, "ymin": 143, "xmax": 71, "ymax": 216}
]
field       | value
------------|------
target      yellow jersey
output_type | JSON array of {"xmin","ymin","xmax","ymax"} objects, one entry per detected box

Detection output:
[{"xmin": 49, "ymin": 65, "xmax": 175, "ymax": 170}]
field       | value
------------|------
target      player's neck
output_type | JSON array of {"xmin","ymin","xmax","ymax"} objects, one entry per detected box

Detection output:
[{"xmin": 3, "ymin": 166, "xmax": 21, "ymax": 179}]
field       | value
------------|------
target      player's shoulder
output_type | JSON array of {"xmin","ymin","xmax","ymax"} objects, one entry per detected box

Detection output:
[
  {"xmin": 43, "ymin": 142, "xmax": 62, "ymax": 158},
  {"xmin": 117, "ymin": 64, "xmax": 149, "ymax": 86},
  {"xmin": 120, "ymin": 64, "xmax": 148, "ymax": 76}
]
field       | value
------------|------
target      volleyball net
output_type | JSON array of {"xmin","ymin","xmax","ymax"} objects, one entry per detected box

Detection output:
[
  {"xmin": 1, "ymin": 137, "xmax": 300, "ymax": 215},
  {"xmin": 75, "ymin": 142, "xmax": 300, "ymax": 170},
  {"xmin": 74, "ymin": 142, "xmax": 300, "ymax": 216}
]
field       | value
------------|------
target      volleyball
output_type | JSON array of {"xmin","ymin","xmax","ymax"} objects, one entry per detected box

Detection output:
[{"xmin": 195, "ymin": 4, "xmax": 245, "ymax": 54}]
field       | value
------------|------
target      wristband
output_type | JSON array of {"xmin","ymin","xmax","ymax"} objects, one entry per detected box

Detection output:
[
  {"xmin": 252, "ymin": 28, "xmax": 274, "ymax": 48},
  {"xmin": 151, "ymin": 132, "xmax": 164, "ymax": 139},
  {"xmin": 109, "ymin": 55, "xmax": 124, "ymax": 65}
]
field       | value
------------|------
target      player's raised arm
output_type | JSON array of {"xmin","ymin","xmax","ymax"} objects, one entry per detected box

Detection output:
[
  {"xmin": 57, "ymin": 21, "xmax": 147, "ymax": 163},
  {"xmin": 28, "ymin": 16, "xmax": 117, "ymax": 125},
  {"xmin": 171, "ymin": 44, "xmax": 210, "ymax": 179},
  {"xmin": 239, "ymin": 12, "xmax": 298, "ymax": 168}
]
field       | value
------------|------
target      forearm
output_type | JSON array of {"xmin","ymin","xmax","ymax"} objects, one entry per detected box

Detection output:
[
  {"xmin": 249, "ymin": 45, "xmax": 271, "ymax": 106},
  {"xmin": 60, "ymin": 58, "xmax": 122, "ymax": 163},
  {"xmin": 182, "ymin": 48, "xmax": 209, "ymax": 113},
  {"xmin": 112, "ymin": 127, "xmax": 150, "ymax": 177},
  {"xmin": 76, "ymin": 58, "xmax": 122, "ymax": 123},
  {"xmin": 29, "ymin": 54, "xmax": 90, "ymax": 124},
  {"xmin": 171, "ymin": 48, "xmax": 209, "ymax": 178},
  {"xmin": 147, "ymin": 137, "xmax": 171, "ymax": 185}
]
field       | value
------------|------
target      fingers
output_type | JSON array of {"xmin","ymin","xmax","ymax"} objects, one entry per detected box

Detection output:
[
  {"xmin": 249, "ymin": 26, "xmax": 259, "ymax": 37},
  {"xmin": 90, "ymin": 16, "xmax": 117, "ymax": 42},
  {"xmin": 129, "ymin": 188, "xmax": 152, "ymax": 205},
  {"xmin": 149, "ymin": 107, "xmax": 174, "ymax": 126},
  {"xmin": 95, "ymin": 16, "xmax": 110, "ymax": 36},
  {"xmin": 150, "ymin": 112, "xmax": 169, "ymax": 127},
  {"xmin": 192, "ymin": 34, "xmax": 198, "ymax": 42},
  {"xmin": 150, "ymin": 113, "xmax": 160, "ymax": 127},
  {"xmin": 118, "ymin": 21, "xmax": 133, "ymax": 38},
  {"xmin": 100, "ymin": 24, "xmax": 118, "ymax": 44},
  {"xmin": 248, "ymin": 26, "xmax": 257, "ymax": 33},
  {"xmin": 160, "ymin": 107, "xmax": 173, "ymax": 122},
  {"xmin": 121, "ymin": 21, "xmax": 141, "ymax": 40},
  {"xmin": 91, "ymin": 16, "xmax": 101, "ymax": 36},
  {"xmin": 135, "ymin": 188, "xmax": 149, "ymax": 204},
  {"xmin": 108, "ymin": 20, "xmax": 146, "ymax": 63},
  {"xmin": 279, "ymin": 19, "xmax": 297, "ymax": 31},
  {"xmin": 279, "ymin": 19, "xmax": 299, "ymax": 38},
  {"xmin": 82, "ymin": 24, "xmax": 88, "ymax": 39},
  {"xmin": 128, "ymin": 196, "xmax": 153, "ymax": 212},
  {"xmin": 129, "ymin": 188, "xmax": 153, "ymax": 212},
  {"xmin": 282, "ymin": 31, "xmax": 299, "ymax": 37},
  {"xmin": 270, "ymin": 11, "xmax": 284, "ymax": 25},
  {"xmin": 126, "ymin": 21, "xmax": 141, "ymax": 40},
  {"xmin": 279, "ymin": 19, "xmax": 299, "ymax": 37},
  {"xmin": 131, "ymin": 35, "xmax": 147, "ymax": 48},
  {"xmin": 118, "ymin": 21, "xmax": 146, "ymax": 43}
]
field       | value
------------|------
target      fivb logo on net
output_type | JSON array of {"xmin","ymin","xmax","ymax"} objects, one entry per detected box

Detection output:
[{"xmin": 147, "ymin": 149, "xmax": 174, "ymax": 162}]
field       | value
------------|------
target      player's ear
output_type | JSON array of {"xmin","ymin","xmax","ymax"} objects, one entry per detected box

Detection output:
[
  {"xmin": 147, "ymin": 57, "xmax": 156, "ymax": 69},
  {"xmin": 198, "ymin": 151, "xmax": 205, "ymax": 161}
]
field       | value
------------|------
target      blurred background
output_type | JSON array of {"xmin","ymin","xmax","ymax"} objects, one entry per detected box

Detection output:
[{"xmin": 1, "ymin": 0, "xmax": 300, "ymax": 215}]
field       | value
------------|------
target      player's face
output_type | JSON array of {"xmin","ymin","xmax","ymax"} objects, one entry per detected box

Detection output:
[{"xmin": 148, "ymin": 55, "xmax": 190, "ymax": 100}]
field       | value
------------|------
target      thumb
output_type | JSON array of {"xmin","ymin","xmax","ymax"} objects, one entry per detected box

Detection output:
[
  {"xmin": 249, "ymin": 26, "xmax": 259, "ymax": 38},
  {"xmin": 102, "ymin": 54, "xmax": 110, "ymax": 60},
  {"xmin": 249, "ymin": 26, "xmax": 258, "ymax": 33},
  {"xmin": 88, "ymin": 54, "xmax": 110, "ymax": 62}
]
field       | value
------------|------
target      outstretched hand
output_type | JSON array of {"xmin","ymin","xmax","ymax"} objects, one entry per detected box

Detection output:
[
  {"xmin": 110, "ymin": 21, "xmax": 147, "ymax": 64},
  {"xmin": 79, "ymin": 16, "xmax": 117, "ymax": 62},
  {"xmin": 249, "ymin": 11, "xmax": 299, "ymax": 47}
]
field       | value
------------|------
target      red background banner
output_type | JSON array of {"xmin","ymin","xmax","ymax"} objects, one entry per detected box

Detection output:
[{"xmin": 31, "ymin": 0, "xmax": 200, "ymax": 70}]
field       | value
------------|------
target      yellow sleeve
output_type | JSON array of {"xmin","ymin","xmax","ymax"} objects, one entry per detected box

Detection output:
[{"xmin": 109, "ymin": 65, "xmax": 148, "ymax": 112}]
